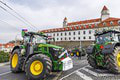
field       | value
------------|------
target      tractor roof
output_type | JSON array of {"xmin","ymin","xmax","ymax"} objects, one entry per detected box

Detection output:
[
  {"xmin": 25, "ymin": 32, "xmax": 47, "ymax": 37},
  {"xmin": 95, "ymin": 30, "xmax": 120, "ymax": 36}
]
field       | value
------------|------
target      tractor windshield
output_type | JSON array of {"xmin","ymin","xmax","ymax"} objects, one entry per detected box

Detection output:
[
  {"xmin": 33, "ymin": 35, "xmax": 46, "ymax": 44},
  {"xmin": 96, "ymin": 33, "xmax": 112, "ymax": 44},
  {"xmin": 96, "ymin": 32, "xmax": 120, "ymax": 44}
]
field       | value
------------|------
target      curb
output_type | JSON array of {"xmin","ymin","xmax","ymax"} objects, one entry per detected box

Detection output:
[{"xmin": 0, "ymin": 62, "xmax": 10, "ymax": 67}]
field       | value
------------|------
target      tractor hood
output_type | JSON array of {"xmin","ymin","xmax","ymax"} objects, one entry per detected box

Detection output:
[{"xmin": 38, "ymin": 43, "xmax": 62, "ymax": 49}]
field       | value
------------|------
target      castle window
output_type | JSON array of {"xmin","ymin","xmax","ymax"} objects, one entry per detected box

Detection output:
[
  {"xmin": 89, "ymin": 30, "xmax": 91, "ymax": 34},
  {"xmin": 61, "ymin": 38, "xmax": 62, "ymax": 40},
  {"xmin": 69, "ymin": 32, "xmax": 71, "ymax": 35},
  {"xmin": 110, "ymin": 21, "xmax": 113, "ymax": 25},
  {"xmin": 89, "ymin": 36, "xmax": 91, "ymax": 39},
  {"xmin": 95, "ymin": 23, "xmax": 98, "ymax": 27},
  {"xmin": 83, "ymin": 31, "xmax": 86, "ymax": 34},
  {"xmin": 57, "ymin": 33, "xmax": 59, "ymax": 36},
  {"xmin": 53, "ymin": 33, "xmax": 55, "ymax": 36},
  {"xmin": 78, "ymin": 31, "xmax": 80, "ymax": 35},
  {"xmin": 57, "ymin": 38, "xmax": 59, "ymax": 40},
  {"xmin": 89, "ymin": 24, "xmax": 91, "ymax": 28},
  {"xmin": 118, "ymin": 20, "xmax": 120, "ymax": 25},
  {"xmin": 65, "ymin": 37, "xmax": 67, "ymax": 40},
  {"xmin": 78, "ymin": 37, "xmax": 80, "ymax": 40},
  {"xmin": 61, "ymin": 33, "xmax": 63, "ymax": 36},
  {"xmin": 65, "ymin": 32, "xmax": 67, "ymax": 36},
  {"xmin": 73, "ymin": 32, "xmax": 75, "ymax": 35},
  {"xmin": 69, "ymin": 37, "xmax": 71, "ymax": 40},
  {"xmin": 103, "ymin": 22, "xmax": 106, "ymax": 26},
  {"xmin": 73, "ymin": 37, "xmax": 76, "ymax": 40},
  {"xmin": 83, "ymin": 36, "xmax": 86, "ymax": 39}
]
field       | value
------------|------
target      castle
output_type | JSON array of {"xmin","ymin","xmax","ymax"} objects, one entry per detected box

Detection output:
[{"xmin": 40, "ymin": 6, "xmax": 120, "ymax": 49}]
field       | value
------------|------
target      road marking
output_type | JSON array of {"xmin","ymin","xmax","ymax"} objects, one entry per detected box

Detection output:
[
  {"xmin": 59, "ymin": 65, "xmax": 88, "ymax": 80},
  {"xmin": 0, "ymin": 71, "xmax": 11, "ymax": 76},
  {"xmin": 82, "ymin": 67, "xmax": 114, "ymax": 77},
  {"xmin": 75, "ymin": 71, "xmax": 93, "ymax": 80}
]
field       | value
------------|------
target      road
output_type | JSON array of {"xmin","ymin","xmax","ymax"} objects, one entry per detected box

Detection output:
[{"xmin": 0, "ymin": 57, "xmax": 120, "ymax": 80}]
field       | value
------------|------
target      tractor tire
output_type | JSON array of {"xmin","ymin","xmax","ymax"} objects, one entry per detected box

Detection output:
[
  {"xmin": 105, "ymin": 47, "xmax": 120, "ymax": 73},
  {"xmin": 70, "ymin": 53, "xmax": 74, "ymax": 57},
  {"xmin": 25, "ymin": 54, "xmax": 52, "ymax": 80},
  {"xmin": 10, "ymin": 49, "xmax": 24, "ymax": 73},
  {"xmin": 87, "ymin": 54, "xmax": 98, "ymax": 69}
]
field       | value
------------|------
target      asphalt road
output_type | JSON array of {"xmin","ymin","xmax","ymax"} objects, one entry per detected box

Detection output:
[{"xmin": 0, "ymin": 57, "xmax": 120, "ymax": 80}]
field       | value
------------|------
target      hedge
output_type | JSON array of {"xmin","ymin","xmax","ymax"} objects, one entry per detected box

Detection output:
[{"xmin": 0, "ymin": 51, "xmax": 9, "ymax": 63}]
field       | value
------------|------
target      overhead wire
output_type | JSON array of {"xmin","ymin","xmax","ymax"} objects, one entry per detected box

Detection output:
[{"xmin": 0, "ymin": 1, "xmax": 38, "ymax": 31}]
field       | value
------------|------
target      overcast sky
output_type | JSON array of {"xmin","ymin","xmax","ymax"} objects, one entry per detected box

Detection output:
[{"xmin": 0, "ymin": 0, "xmax": 120, "ymax": 43}]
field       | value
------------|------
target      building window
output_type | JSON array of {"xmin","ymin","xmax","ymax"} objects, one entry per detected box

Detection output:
[
  {"xmin": 73, "ymin": 37, "xmax": 76, "ymax": 40},
  {"xmin": 110, "ymin": 21, "xmax": 113, "ymax": 25},
  {"xmin": 73, "ymin": 32, "xmax": 75, "ymax": 35},
  {"xmin": 83, "ymin": 37, "xmax": 86, "ymax": 39},
  {"xmin": 78, "ymin": 37, "xmax": 80, "ymax": 40},
  {"xmin": 69, "ymin": 37, "xmax": 71, "ymax": 40},
  {"xmin": 78, "ymin": 31, "xmax": 80, "ymax": 35},
  {"xmin": 69, "ymin": 32, "xmax": 71, "ymax": 35},
  {"xmin": 65, "ymin": 37, "xmax": 67, "ymax": 40},
  {"xmin": 89, "ymin": 30, "xmax": 91, "ymax": 34},
  {"xmin": 83, "ymin": 31, "xmax": 86, "ymax": 34},
  {"xmin": 57, "ymin": 38, "xmax": 59, "ymax": 40},
  {"xmin": 118, "ymin": 20, "xmax": 120, "ymax": 25},
  {"xmin": 57, "ymin": 33, "xmax": 59, "ymax": 36},
  {"xmin": 53, "ymin": 33, "xmax": 55, "ymax": 36},
  {"xmin": 61, "ymin": 33, "xmax": 63, "ymax": 36},
  {"xmin": 89, "ymin": 36, "xmax": 91, "ymax": 39},
  {"xmin": 61, "ymin": 38, "xmax": 62, "ymax": 40},
  {"xmin": 65, "ymin": 32, "xmax": 67, "ymax": 36},
  {"xmin": 103, "ymin": 22, "xmax": 106, "ymax": 26}
]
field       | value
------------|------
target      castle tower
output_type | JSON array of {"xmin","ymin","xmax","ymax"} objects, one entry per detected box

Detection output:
[
  {"xmin": 101, "ymin": 6, "xmax": 110, "ymax": 21},
  {"xmin": 63, "ymin": 17, "xmax": 68, "ymax": 27}
]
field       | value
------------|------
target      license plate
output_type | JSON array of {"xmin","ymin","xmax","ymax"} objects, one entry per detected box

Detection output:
[{"xmin": 62, "ymin": 57, "xmax": 73, "ymax": 71}]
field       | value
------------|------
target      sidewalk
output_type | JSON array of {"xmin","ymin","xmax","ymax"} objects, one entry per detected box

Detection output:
[{"xmin": 0, "ymin": 62, "xmax": 10, "ymax": 67}]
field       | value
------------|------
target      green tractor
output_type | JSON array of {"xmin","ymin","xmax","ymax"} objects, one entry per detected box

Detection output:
[
  {"xmin": 86, "ymin": 30, "xmax": 120, "ymax": 73},
  {"xmin": 10, "ymin": 29, "xmax": 73, "ymax": 80}
]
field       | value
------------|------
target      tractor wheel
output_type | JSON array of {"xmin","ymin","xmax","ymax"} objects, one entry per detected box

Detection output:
[
  {"xmin": 76, "ymin": 52, "xmax": 81, "ymax": 57},
  {"xmin": 105, "ymin": 47, "xmax": 120, "ymax": 73},
  {"xmin": 10, "ymin": 49, "xmax": 24, "ymax": 73},
  {"xmin": 70, "ymin": 53, "xmax": 74, "ymax": 57},
  {"xmin": 25, "ymin": 54, "xmax": 52, "ymax": 80},
  {"xmin": 87, "ymin": 54, "xmax": 98, "ymax": 69}
]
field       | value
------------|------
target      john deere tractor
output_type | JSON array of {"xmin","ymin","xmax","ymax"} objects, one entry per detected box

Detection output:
[
  {"xmin": 86, "ymin": 30, "xmax": 120, "ymax": 73},
  {"xmin": 10, "ymin": 29, "xmax": 73, "ymax": 80}
]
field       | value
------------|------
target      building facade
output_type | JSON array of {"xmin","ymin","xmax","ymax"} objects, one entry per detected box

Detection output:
[{"xmin": 40, "ymin": 6, "xmax": 120, "ymax": 49}]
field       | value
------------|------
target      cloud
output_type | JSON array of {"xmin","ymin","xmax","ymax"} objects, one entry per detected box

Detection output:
[{"xmin": 0, "ymin": 0, "xmax": 120, "ymax": 43}]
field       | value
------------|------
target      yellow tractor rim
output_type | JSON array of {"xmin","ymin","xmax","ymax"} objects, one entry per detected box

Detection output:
[
  {"xmin": 76, "ymin": 52, "xmax": 79, "ymax": 56},
  {"xmin": 30, "ymin": 60, "xmax": 43, "ymax": 76},
  {"xmin": 12, "ymin": 53, "xmax": 18, "ymax": 68},
  {"xmin": 71, "ymin": 53, "xmax": 73, "ymax": 56},
  {"xmin": 117, "ymin": 52, "xmax": 120, "ymax": 67}
]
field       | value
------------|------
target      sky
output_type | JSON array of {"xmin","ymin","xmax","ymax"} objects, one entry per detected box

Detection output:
[{"xmin": 0, "ymin": 0, "xmax": 120, "ymax": 43}]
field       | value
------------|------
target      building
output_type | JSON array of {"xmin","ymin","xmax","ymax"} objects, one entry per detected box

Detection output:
[
  {"xmin": 0, "ymin": 43, "xmax": 15, "ymax": 53},
  {"xmin": 40, "ymin": 6, "xmax": 120, "ymax": 49}
]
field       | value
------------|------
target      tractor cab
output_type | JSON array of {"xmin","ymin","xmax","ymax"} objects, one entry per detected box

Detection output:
[{"xmin": 95, "ymin": 30, "xmax": 120, "ymax": 44}]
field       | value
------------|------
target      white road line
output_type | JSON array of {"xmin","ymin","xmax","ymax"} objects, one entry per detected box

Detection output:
[
  {"xmin": 75, "ymin": 71, "xmax": 93, "ymax": 80},
  {"xmin": 59, "ymin": 65, "xmax": 88, "ymax": 80},
  {"xmin": 0, "ymin": 71, "xmax": 11, "ymax": 76},
  {"xmin": 82, "ymin": 67, "xmax": 114, "ymax": 77}
]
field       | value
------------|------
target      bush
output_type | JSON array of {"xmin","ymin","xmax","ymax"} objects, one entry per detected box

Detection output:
[{"xmin": 0, "ymin": 51, "xmax": 9, "ymax": 63}]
